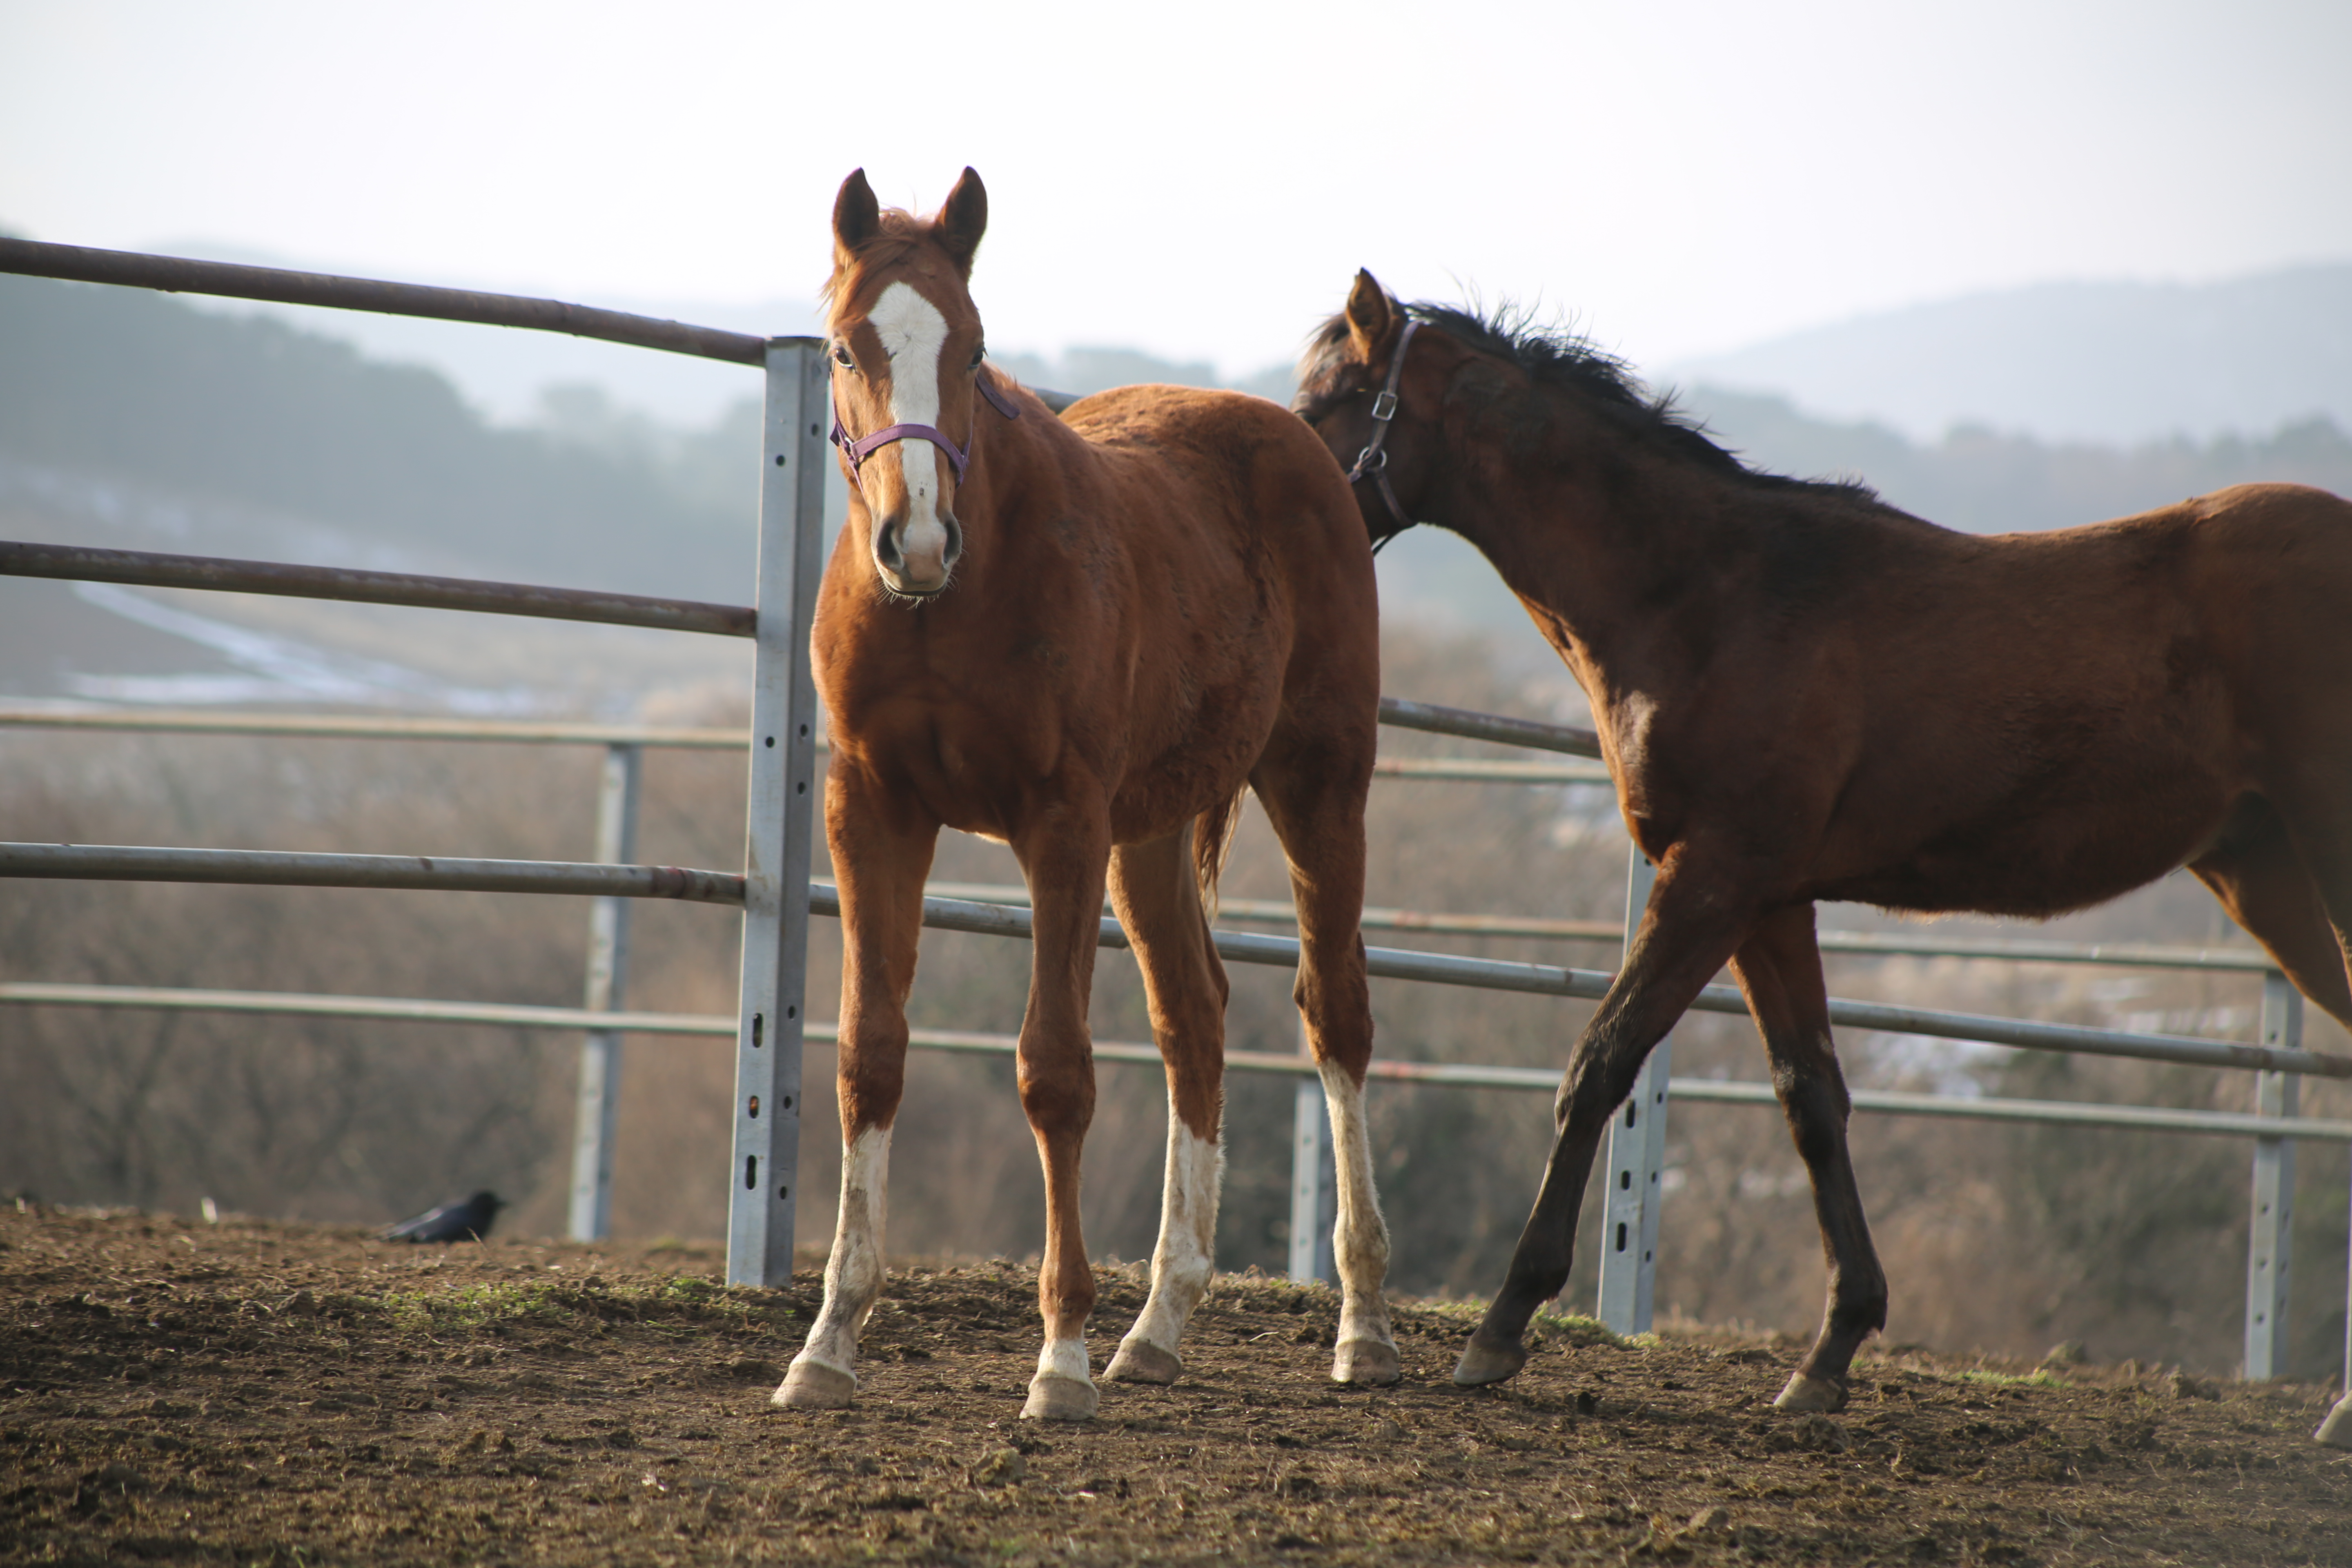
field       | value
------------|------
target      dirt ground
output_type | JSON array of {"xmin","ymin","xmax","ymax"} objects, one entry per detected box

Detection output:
[{"xmin": 3, "ymin": 1206, "xmax": 2347, "ymax": 1566}]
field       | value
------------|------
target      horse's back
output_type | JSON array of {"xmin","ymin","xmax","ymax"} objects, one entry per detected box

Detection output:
[
  {"xmin": 1056, "ymin": 380, "xmax": 1379, "ymax": 681},
  {"xmin": 1060, "ymin": 384, "xmax": 1369, "ymax": 540},
  {"xmin": 1043, "ymin": 382, "xmax": 1380, "ymax": 827}
]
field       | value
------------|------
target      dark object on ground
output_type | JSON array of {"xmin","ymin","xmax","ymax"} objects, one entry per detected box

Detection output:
[{"xmin": 383, "ymin": 1191, "xmax": 503, "ymax": 1243}]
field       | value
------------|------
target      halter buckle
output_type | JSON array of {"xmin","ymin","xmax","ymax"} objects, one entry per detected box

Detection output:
[{"xmin": 1369, "ymin": 389, "xmax": 1399, "ymax": 423}]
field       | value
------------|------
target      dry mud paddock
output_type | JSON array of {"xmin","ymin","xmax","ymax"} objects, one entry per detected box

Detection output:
[{"xmin": 4, "ymin": 1208, "xmax": 2347, "ymax": 1566}]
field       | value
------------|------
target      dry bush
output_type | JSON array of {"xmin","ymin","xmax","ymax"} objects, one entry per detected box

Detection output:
[{"xmin": 2, "ymin": 624, "xmax": 2345, "ymax": 1382}]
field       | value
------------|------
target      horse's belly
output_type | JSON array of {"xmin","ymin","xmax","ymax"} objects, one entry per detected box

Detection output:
[{"xmin": 1820, "ymin": 772, "xmax": 2236, "ymax": 918}]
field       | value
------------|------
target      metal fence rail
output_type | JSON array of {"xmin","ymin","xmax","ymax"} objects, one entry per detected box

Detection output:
[
  {"xmin": 0, "ymin": 237, "xmax": 770, "ymax": 365},
  {"xmin": 3, "ymin": 238, "xmax": 2344, "ymax": 1392},
  {"xmin": 9, "ymin": 978, "xmax": 2351, "ymax": 1143},
  {"xmin": 0, "ymin": 842, "xmax": 744, "ymax": 904},
  {"xmin": 0, "ymin": 541, "xmax": 756, "ymax": 638}
]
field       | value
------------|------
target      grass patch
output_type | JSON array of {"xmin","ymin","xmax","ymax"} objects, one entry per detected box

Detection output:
[
  {"xmin": 1951, "ymin": 1368, "xmax": 2063, "ymax": 1388},
  {"xmin": 1533, "ymin": 1309, "xmax": 1627, "ymax": 1350},
  {"xmin": 373, "ymin": 1273, "xmax": 781, "ymax": 1336}
]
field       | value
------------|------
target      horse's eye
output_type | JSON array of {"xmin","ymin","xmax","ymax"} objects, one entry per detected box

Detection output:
[
  {"xmin": 970, "ymin": 345, "xmax": 986, "ymax": 370},
  {"xmin": 832, "ymin": 344, "xmax": 855, "ymax": 370}
]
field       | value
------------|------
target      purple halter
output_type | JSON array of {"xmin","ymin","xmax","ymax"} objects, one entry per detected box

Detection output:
[
  {"xmin": 831, "ymin": 369, "xmax": 1022, "ymax": 485},
  {"xmin": 1345, "ymin": 317, "xmax": 1422, "ymax": 541}
]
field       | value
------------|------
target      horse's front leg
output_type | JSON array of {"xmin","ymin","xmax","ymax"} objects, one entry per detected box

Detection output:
[
  {"xmin": 1731, "ymin": 904, "xmax": 1886, "ymax": 1413},
  {"xmin": 774, "ymin": 774, "xmax": 938, "ymax": 1410},
  {"xmin": 1455, "ymin": 850, "xmax": 1757, "ymax": 1386},
  {"xmin": 1013, "ymin": 802, "xmax": 1112, "ymax": 1421}
]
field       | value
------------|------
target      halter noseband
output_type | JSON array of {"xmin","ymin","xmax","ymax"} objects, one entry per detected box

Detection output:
[
  {"xmin": 1345, "ymin": 317, "xmax": 1423, "ymax": 543},
  {"xmin": 831, "ymin": 369, "xmax": 1022, "ymax": 486}
]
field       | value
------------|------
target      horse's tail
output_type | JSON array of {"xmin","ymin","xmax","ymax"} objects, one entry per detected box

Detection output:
[{"xmin": 1192, "ymin": 787, "xmax": 1247, "ymax": 921}]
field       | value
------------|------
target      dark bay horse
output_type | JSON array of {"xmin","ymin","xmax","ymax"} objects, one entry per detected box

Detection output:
[
  {"xmin": 776, "ymin": 172, "xmax": 1400, "ymax": 1421},
  {"xmin": 1296, "ymin": 271, "xmax": 2352, "ymax": 1414}
]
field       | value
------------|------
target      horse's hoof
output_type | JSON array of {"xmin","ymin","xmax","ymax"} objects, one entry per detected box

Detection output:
[
  {"xmin": 1332, "ymin": 1338, "xmax": 1402, "ymax": 1386},
  {"xmin": 1773, "ymin": 1372, "xmax": 1849, "ymax": 1414},
  {"xmin": 774, "ymin": 1358, "xmax": 855, "ymax": 1410},
  {"xmin": 2315, "ymin": 1392, "xmax": 2352, "ymax": 1448},
  {"xmin": 1452, "ymin": 1334, "xmax": 1528, "ymax": 1388},
  {"xmin": 1020, "ymin": 1373, "xmax": 1099, "ymax": 1422},
  {"xmin": 1106, "ymin": 1337, "xmax": 1183, "ymax": 1385}
]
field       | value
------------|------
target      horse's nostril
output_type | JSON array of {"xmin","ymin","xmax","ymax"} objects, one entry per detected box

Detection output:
[
  {"xmin": 875, "ymin": 521, "xmax": 905, "ymax": 573},
  {"xmin": 941, "ymin": 515, "xmax": 964, "ymax": 566}
]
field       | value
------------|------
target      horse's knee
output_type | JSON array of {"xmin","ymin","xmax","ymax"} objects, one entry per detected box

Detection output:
[{"xmin": 1018, "ymin": 1063, "xmax": 1096, "ymax": 1140}]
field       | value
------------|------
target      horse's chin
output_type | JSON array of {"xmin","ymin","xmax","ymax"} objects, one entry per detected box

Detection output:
[{"xmin": 874, "ymin": 567, "xmax": 951, "ymax": 602}]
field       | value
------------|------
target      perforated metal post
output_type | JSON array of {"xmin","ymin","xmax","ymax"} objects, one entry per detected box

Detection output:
[
  {"xmin": 567, "ymin": 741, "xmax": 642, "ymax": 1241},
  {"xmin": 1598, "ymin": 846, "xmax": 1671, "ymax": 1335},
  {"xmin": 1288, "ymin": 1012, "xmax": 1337, "ymax": 1284},
  {"xmin": 2245, "ymin": 971, "xmax": 2303, "ymax": 1379},
  {"xmin": 726, "ymin": 337, "xmax": 829, "ymax": 1288}
]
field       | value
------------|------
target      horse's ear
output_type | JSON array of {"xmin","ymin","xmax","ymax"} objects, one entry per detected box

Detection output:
[
  {"xmin": 1345, "ymin": 270, "xmax": 1395, "ymax": 361},
  {"xmin": 833, "ymin": 169, "xmax": 882, "ymax": 266},
  {"xmin": 936, "ymin": 167, "xmax": 988, "ymax": 276}
]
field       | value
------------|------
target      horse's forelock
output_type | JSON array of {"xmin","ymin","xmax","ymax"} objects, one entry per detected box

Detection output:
[{"xmin": 821, "ymin": 209, "xmax": 956, "ymax": 314}]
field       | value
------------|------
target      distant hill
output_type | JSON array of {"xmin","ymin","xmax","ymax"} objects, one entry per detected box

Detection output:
[
  {"xmin": 0, "ymin": 273, "xmax": 753, "ymax": 601},
  {"xmin": 6, "ymin": 270, "xmax": 2345, "ymax": 681},
  {"xmin": 1672, "ymin": 263, "xmax": 2352, "ymax": 445},
  {"xmin": 1681, "ymin": 385, "xmax": 2352, "ymax": 535}
]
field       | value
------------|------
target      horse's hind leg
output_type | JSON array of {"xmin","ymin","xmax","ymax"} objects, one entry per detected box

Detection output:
[
  {"xmin": 777, "ymin": 779, "xmax": 937, "ymax": 1410},
  {"xmin": 1252, "ymin": 754, "xmax": 1400, "ymax": 1385},
  {"xmin": 2189, "ymin": 794, "xmax": 2352, "ymax": 1031},
  {"xmin": 1728, "ymin": 904, "xmax": 1887, "ymax": 1414},
  {"xmin": 1103, "ymin": 826, "xmax": 1228, "ymax": 1387},
  {"xmin": 1011, "ymin": 803, "xmax": 1114, "ymax": 1421}
]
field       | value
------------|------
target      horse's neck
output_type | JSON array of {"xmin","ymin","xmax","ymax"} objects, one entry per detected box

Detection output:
[
  {"xmin": 1436, "ymin": 401, "xmax": 1734, "ymax": 700},
  {"xmin": 954, "ymin": 397, "xmax": 1068, "ymax": 577}
]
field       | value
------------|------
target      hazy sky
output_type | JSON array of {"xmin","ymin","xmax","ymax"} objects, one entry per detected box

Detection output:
[{"xmin": 4, "ymin": 0, "xmax": 2348, "ymax": 381}]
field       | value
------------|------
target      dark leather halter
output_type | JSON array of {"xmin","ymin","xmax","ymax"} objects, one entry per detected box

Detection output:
[
  {"xmin": 1345, "ymin": 317, "xmax": 1422, "ymax": 543},
  {"xmin": 831, "ymin": 367, "xmax": 1021, "ymax": 486}
]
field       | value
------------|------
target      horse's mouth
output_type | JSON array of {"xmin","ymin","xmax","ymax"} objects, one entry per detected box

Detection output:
[{"xmin": 875, "ymin": 569, "xmax": 951, "ymax": 602}]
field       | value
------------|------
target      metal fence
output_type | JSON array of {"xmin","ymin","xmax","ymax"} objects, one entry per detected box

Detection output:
[{"xmin": 3, "ymin": 237, "xmax": 2347, "ymax": 1391}]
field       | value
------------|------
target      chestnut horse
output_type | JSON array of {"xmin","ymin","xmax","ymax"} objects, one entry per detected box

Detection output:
[
  {"xmin": 1296, "ymin": 272, "xmax": 2352, "ymax": 1414},
  {"xmin": 775, "ymin": 172, "xmax": 1399, "ymax": 1422}
]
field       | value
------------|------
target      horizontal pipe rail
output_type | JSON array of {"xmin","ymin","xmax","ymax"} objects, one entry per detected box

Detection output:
[
  {"xmin": 0, "ymin": 842, "xmax": 743, "ymax": 904},
  {"xmin": 1372, "ymin": 757, "xmax": 1614, "ymax": 784},
  {"xmin": 830, "ymin": 885, "xmax": 2352, "ymax": 1080},
  {"xmin": 0, "ymin": 708, "xmax": 748, "ymax": 749},
  {"xmin": 0, "ymin": 982, "xmax": 732, "ymax": 1036},
  {"xmin": 0, "ymin": 839, "xmax": 2305, "ymax": 1067},
  {"xmin": 919, "ymin": 881, "xmax": 1630, "ymax": 944},
  {"xmin": 1378, "ymin": 696, "xmax": 1604, "ymax": 759},
  {"xmin": 920, "ymin": 880, "xmax": 2279, "ymax": 971},
  {"xmin": 6, "ymin": 980, "xmax": 2345, "ymax": 1143},
  {"xmin": 9, "ymin": 844, "xmax": 2314, "ymax": 1072},
  {"xmin": 0, "ymin": 238, "xmax": 773, "ymax": 366},
  {"xmin": 0, "ymin": 710, "xmax": 1606, "ymax": 781},
  {"xmin": 0, "ymin": 541, "xmax": 757, "ymax": 637}
]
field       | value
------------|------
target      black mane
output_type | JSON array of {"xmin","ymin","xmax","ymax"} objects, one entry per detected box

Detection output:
[{"xmin": 1309, "ymin": 298, "xmax": 1877, "ymax": 503}]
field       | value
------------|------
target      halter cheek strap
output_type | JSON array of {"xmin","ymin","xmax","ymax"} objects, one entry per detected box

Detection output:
[
  {"xmin": 1345, "ymin": 317, "xmax": 1423, "ymax": 541},
  {"xmin": 831, "ymin": 369, "xmax": 1022, "ymax": 485}
]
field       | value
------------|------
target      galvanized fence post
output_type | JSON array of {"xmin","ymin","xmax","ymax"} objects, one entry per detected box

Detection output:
[
  {"xmin": 567, "ymin": 740, "xmax": 642, "ymax": 1241},
  {"xmin": 726, "ymin": 337, "xmax": 830, "ymax": 1289},
  {"xmin": 1288, "ymin": 1011, "xmax": 1337, "ymax": 1284},
  {"xmin": 2245, "ymin": 971, "xmax": 2303, "ymax": 1378},
  {"xmin": 1598, "ymin": 846, "xmax": 1670, "ymax": 1335}
]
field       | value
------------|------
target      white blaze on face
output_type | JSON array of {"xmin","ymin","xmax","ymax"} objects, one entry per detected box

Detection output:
[{"xmin": 866, "ymin": 281, "xmax": 955, "ymax": 570}]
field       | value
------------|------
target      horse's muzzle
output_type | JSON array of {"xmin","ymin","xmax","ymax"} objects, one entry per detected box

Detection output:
[{"xmin": 873, "ymin": 510, "xmax": 962, "ymax": 597}]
